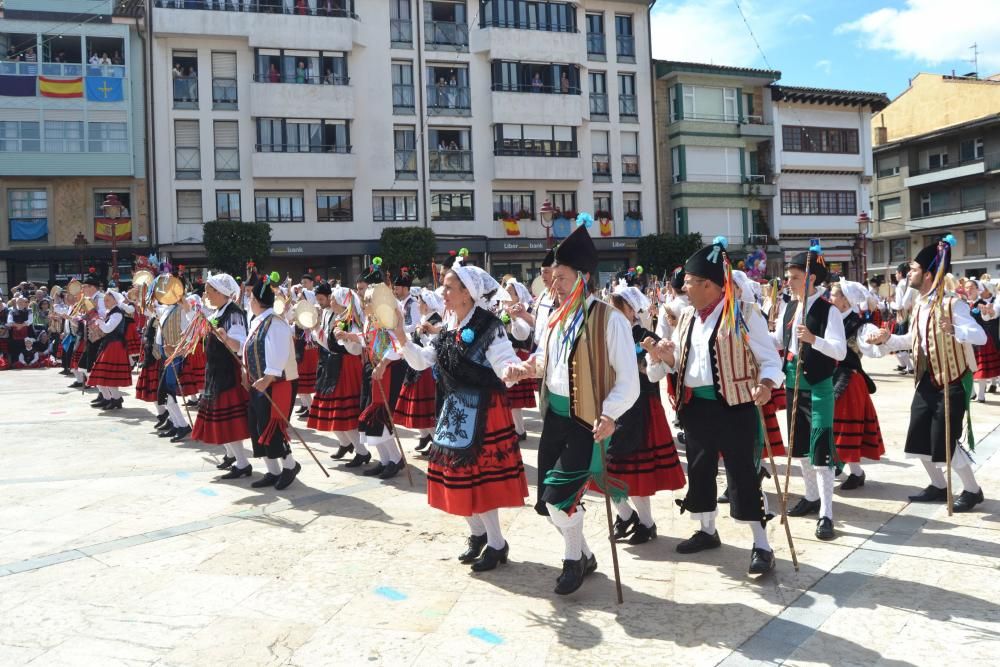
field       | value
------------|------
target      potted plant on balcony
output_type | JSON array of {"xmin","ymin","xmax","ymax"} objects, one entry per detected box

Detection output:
[
  {"xmin": 495, "ymin": 209, "xmax": 522, "ymax": 237},
  {"xmin": 624, "ymin": 209, "xmax": 642, "ymax": 237},
  {"xmin": 595, "ymin": 209, "xmax": 614, "ymax": 237}
]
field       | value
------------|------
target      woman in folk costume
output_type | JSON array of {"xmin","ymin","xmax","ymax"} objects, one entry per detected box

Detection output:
[
  {"xmin": 192, "ymin": 274, "xmax": 254, "ymax": 480},
  {"xmin": 68, "ymin": 277, "xmax": 102, "ymax": 388},
  {"xmin": 178, "ymin": 293, "xmax": 207, "ymax": 404},
  {"xmin": 964, "ymin": 279, "xmax": 1000, "ymax": 402},
  {"xmin": 601, "ymin": 284, "xmax": 685, "ymax": 545},
  {"xmin": 293, "ymin": 295, "xmax": 321, "ymax": 420},
  {"xmin": 121, "ymin": 295, "xmax": 143, "ymax": 362},
  {"xmin": 308, "ymin": 284, "xmax": 366, "ymax": 461},
  {"xmin": 243, "ymin": 272, "xmax": 301, "ymax": 491},
  {"xmin": 397, "ymin": 287, "xmax": 444, "ymax": 454},
  {"xmin": 86, "ymin": 290, "xmax": 133, "ymax": 410},
  {"xmin": 135, "ymin": 296, "xmax": 163, "ymax": 416},
  {"xmin": 828, "ymin": 280, "xmax": 885, "ymax": 490},
  {"xmin": 396, "ymin": 265, "xmax": 528, "ymax": 572},
  {"xmin": 500, "ymin": 277, "xmax": 538, "ymax": 441}
]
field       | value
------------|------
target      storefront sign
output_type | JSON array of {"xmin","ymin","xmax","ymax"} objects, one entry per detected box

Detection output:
[
  {"xmin": 272, "ymin": 246, "xmax": 306, "ymax": 255},
  {"xmin": 492, "ymin": 239, "xmax": 548, "ymax": 252}
]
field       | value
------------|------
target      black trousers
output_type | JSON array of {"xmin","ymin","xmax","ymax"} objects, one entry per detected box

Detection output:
[
  {"xmin": 535, "ymin": 409, "xmax": 595, "ymax": 515},
  {"xmin": 679, "ymin": 398, "xmax": 765, "ymax": 522},
  {"xmin": 905, "ymin": 372, "xmax": 967, "ymax": 463}
]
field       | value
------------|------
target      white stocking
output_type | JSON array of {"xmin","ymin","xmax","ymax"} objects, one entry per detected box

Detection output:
[
  {"xmin": 614, "ymin": 499, "xmax": 635, "ymax": 521},
  {"xmin": 921, "ymin": 460, "xmax": 946, "ymax": 488},
  {"xmin": 223, "ymin": 443, "xmax": 234, "ymax": 457},
  {"xmin": 848, "ymin": 462, "xmax": 864, "ymax": 475},
  {"xmin": 953, "ymin": 448, "xmax": 981, "ymax": 493},
  {"xmin": 418, "ymin": 428, "xmax": 434, "ymax": 438},
  {"xmin": 264, "ymin": 458, "xmax": 282, "ymax": 475},
  {"xmin": 166, "ymin": 396, "xmax": 186, "ymax": 427},
  {"xmin": 700, "ymin": 514, "xmax": 717, "ymax": 534},
  {"xmin": 99, "ymin": 386, "xmax": 111, "ymax": 399},
  {"xmin": 156, "ymin": 404, "xmax": 166, "ymax": 416},
  {"xmin": 479, "ymin": 509, "xmax": 505, "ymax": 549},
  {"xmin": 282, "ymin": 453, "xmax": 297, "ymax": 470},
  {"xmin": 109, "ymin": 388, "xmax": 122, "ymax": 400},
  {"xmin": 816, "ymin": 467, "xmax": 835, "ymax": 520},
  {"xmin": 748, "ymin": 521, "xmax": 772, "ymax": 551},
  {"xmin": 977, "ymin": 381, "xmax": 988, "ymax": 401},
  {"xmin": 299, "ymin": 394, "xmax": 313, "ymax": 409},
  {"xmin": 547, "ymin": 505, "xmax": 584, "ymax": 560},
  {"xmin": 466, "ymin": 514, "xmax": 486, "ymax": 536},
  {"xmin": 231, "ymin": 442, "xmax": 250, "ymax": 468},
  {"xmin": 354, "ymin": 435, "xmax": 370, "ymax": 456},
  {"xmin": 511, "ymin": 408, "xmax": 525, "ymax": 434},
  {"xmin": 633, "ymin": 495, "xmax": 654, "ymax": 527},
  {"xmin": 799, "ymin": 459, "xmax": 820, "ymax": 501}
]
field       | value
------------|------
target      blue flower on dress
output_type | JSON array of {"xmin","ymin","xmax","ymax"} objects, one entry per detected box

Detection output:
[
  {"xmin": 635, "ymin": 343, "xmax": 643, "ymax": 355},
  {"xmin": 461, "ymin": 328, "xmax": 475, "ymax": 344},
  {"xmin": 973, "ymin": 307, "xmax": 981, "ymax": 316}
]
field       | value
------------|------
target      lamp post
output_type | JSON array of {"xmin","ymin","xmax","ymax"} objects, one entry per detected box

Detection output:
[
  {"xmin": 539, "ymin": 198, "xmax": 555, "ymax": 248},
  {"xmin": 856, "ymin": 211, "xmax": 871, "ymax": 283},
  {"xmin": 102, "ymin": 192, "xmax": 123, "ymax": 288},
  {"xmin": 73, "ymin": 232, "xmax": 89, "ymax": 278}
]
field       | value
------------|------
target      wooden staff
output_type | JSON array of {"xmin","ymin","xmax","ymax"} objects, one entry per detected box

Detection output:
[
  {"xmin": 783, "ymin": 250, "xmax": 813, "ymax": 510},
  {"xmin": 939, "ymin": 291, "xmax": 954, "ymax": 515}
]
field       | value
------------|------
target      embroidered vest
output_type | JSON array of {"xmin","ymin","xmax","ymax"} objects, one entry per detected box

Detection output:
[
  {"xmin": 913, "ymin": 297, "xmax": 972, "ymax": 387},
  {"xmin": 782, "ymin": 296, "xmax": 836, "ymax": 384},
  {"xmin": 245, "ymin": 314, "xmax": 279, "ymax": 383},
  {"xmin": 673, "ymin": 306, "xmax": 758, "ymax": 409},
  {"xmin": 203, "ymin": 302, "xmax": 246, "ymax": 399},
  {"xmin": 161, "ymin": 305, "xmax": 182, "ymax": 347}
]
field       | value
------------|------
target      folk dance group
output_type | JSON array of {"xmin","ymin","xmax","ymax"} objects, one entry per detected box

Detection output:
[{"xmin": 51, "ymin": 222, "xmax": 990, "ymax": 596}]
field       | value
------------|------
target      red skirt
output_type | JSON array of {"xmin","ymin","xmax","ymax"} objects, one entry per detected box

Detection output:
[
  {"xmin": 760, "ymin": 397, "xmax": 787, "ymax": 458},
  {"xmin": 598, "ymin": 395, "xmax": 685, "ymax": 497},
  {"xmin": 308, "ymin": 354, "xmax": 363, "ymax": 432},
  {"xmin": 124, "ymin": 320, "xmax": 142, "ymax": 357},
  {"xmin": 507, "ymin": 348, "xmax": 538, "ymax": 409},
  {"xmin": 974, "ymin": 336, "xmax": 1000, "ymax": 380},
  {"xmin": 86, "ymin": 340, "xmax": 133, "ymax": 387},
  {"xmin": 135, "ymin": 359, "xmax": 162, "ymax": 403},
  {"xmin": 833, "ymin": 372, "xmax": 885, "ymax": 463},
  {"xmin": 178, "ymin": 348, "xmax": 206, "ymax": 396},
  {"xmin": 426, "ymin": 393, "xmax": 528, "ymax": 516},
  {"xmin": 70, "ymin": 338, "xmax": 86, "ymax": 370},
  {"xmin": 395, "ymin": 368, "xmax": 437, "ymax": 429},
  {"xmin": 193, "ymin": 384, "xmax": 251, "ymax": 444},
  {"xmin": 870, "ymin": 310, "xmax": 884, "ymax": 329},
  {"xmin": 297, "ymin": 345, "xmax": 319, "ymax": 394}
]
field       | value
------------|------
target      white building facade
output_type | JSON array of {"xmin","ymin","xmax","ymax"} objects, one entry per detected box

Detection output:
[{"xmin": 149, "ymin": 0, "xmax": 657, "ymax": 283}]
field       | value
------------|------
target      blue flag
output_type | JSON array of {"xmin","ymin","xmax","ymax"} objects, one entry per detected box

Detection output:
[
  {"xmin": 85, "ymin": 77, "xmax": 124, "ymax": 102},
  {"xmin": 0, "ymin": 75, "xmax": 36, "ymax": 97},
  {"xmin": 10, "ymin": 219, "xmax": 48, "ymax": 241}
]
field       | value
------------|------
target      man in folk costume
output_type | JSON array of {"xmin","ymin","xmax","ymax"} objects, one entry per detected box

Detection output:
[
  {"xmin": 136, "ymin": 294, "xmax": 164, "ymax": 418},
  {"xmin": 507, "ymin": 218, "xmax": 640, "ymax": 595},
  {"xmin": 655, "ymin": 237, "xmax": 783, "ymax": 575},
  {"xmin": 86, "ymin": 290, "xmax": 133, "ymax": 409},
  {"xmin": 292, "ymin": 301, "xmax": 320, "ymax": 421},
  {"xmin": 773, "ymin": 247, "xmax": 846, "ymax": 541},
  {"xmin": 72, "ymin": 273, "xmax": 106, "ymax": 388},
  {"xmin": 867, "ymin": 235, "xmax": 987, "ymax": 512},
  {"xmin": 521, "ymin": 248, "xmax": 557, "ymax": 348},
  {"xmin": 193, "ymin": 274, "xmax": 253, "ymax": 480},
  {"xmin": 243, "ymin": 272, "xmax": 302, "ymax": 490},
  {"xmin": 393, "ymin": 267, "xmax": 421, "ymax": 335}
]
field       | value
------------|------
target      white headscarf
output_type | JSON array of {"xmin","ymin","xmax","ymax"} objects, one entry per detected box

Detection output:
[
  {"xmin": 504, "ymin": 278, "xmax": 534, "ymax": 307},
  {"xmin": 731, "ymin": 270, "xmax": 761, "ymax": 305},
  {"xmin": 612, "ymin": 284, "xmax": 650, "ymax": 315},
  {"xmin": 837, "ymin": 279, "xmax": 869, "ymax": 312},
  {"xmin": 106, "ymin": 289, "xmax": 125, "ymax": 308},
  {"xmin": 207, "ymin": 273, "xmax": 240, "ymax": 301},
  {"xmin": 453, "ymin": 265, "xmax": 500, "ymax": 304},
  {"xmin": 419, "ymin": 288, "xmax": 446, "ymax": 316}
]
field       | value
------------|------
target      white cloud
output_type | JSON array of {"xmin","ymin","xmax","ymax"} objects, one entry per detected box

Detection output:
[
  {"xmin": 837, "ymin": 0, "xmax": 1000, "ymax": 72},
  {"xmin": 815, "ymin": 59, "xmax": 832, "ymax": 74},
  {"xmin": 790, "ymin": 13, "xmax": 814, "ymax": 25}
]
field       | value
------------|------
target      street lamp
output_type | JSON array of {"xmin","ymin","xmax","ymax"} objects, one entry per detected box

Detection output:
[
  {"xmin": 856, "ymin": 211, "xmax": 871, "ymax": 283},
  {"xmin": 539, "ymin": 199, "xmax": 555, "ymax": 248},
  {"xmin": 73, "ymin": 232, "xmax": 89, "ymax": 278},
  {"xmin": 102, "ymin": 192, "xmax": 123, "ymax": 288}
]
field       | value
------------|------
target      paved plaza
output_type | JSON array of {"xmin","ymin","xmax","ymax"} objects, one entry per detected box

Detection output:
[{"xmin": 1, "ymin": 356, "xmax": 999, "ymax": 666}]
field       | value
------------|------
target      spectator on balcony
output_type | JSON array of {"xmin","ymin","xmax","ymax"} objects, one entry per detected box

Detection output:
[
  {"xmin": 323, "ymin": 68, "xmax": 336, "ymax": 85},
  {"xmin": 90, "ymin": 52, "xmax": 101, "ymax": 66},
  {"xmin": 436, "ymin": 77, "xmax": 447, "ymax": 107},
  {"xmin": 561, "ymin": 72, "xmax": 570, "ymax": 94},
  {"xmin": 531, "ymin": 72, "xmax": 543, "ymax": 93},
  {"xmin": 112, "ymin": 51, "xmax": 124, "ymax": 66},
  {"xmin": 447, "ymin": 72, "xmax": 458, "ymax": 108},
  {"xmin": 295, "ymin": 61, "xmax": 307, "ymax": 84},
  {"xmin": 5, "ymin": 46, "xmax": 20, "ymax": 61},
  {"xmin": 295, "ymin": 0, "xmax": 308, "ymax": 15},
  {"xmin": 187, "ymin": 67, "xmax": 198, "ymax": 102},
  {"xmin": 24, "ymin": 47, "xmax": 37, "ymax": 63},
  {"xmin": 173, "ymin": 63, "xmax": 186, "ymax": 101},
  {"xmin": 53, "ymin": 51, "xmax": 66, "ymax": 64},
  {"xmin": 268, "ymin": 63, "xmax": 280, "ymax": 83}
]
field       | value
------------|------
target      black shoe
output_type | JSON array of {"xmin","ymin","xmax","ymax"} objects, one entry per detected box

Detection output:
[
  {"xmin": 471, "ymin": 542, "xmax": 509, "ymax": 572},
  {"xmin": 297, "ymin": 410, "xmax": 310, "ymax": 421},
  {"xmin": 583, "ymin": 552, "xmax": 597, "ymax": 576},
  {"xmin": 90, "ymin": 396, "xmax": 107, "ymax": 405},
  {"xmin": 185, "ymin": 397, "xmax": 200, "ymax": 407},
  {"xmin": 331, "ymin": 444, "xmax": 355, "ymax": 460},
  {"xmin": 154, "ymin": 412, "xmax": 169, "ymax": 428},
  {"xmin": 628, "ymin": 522, "xmax": 657, "ymax": 545},
  {"xmin": 840, "ymin": 472, "xmax": 866, "ymax": 490},
  {"xmin": 748, "ymin": 546, "xmax": 775, "ymax": 575},
  {"xmin": 613, "ymin": 512, "xmax": 639, "ymax": 540},
  {"xmin": 908, "ymin": 485, "xmax": 947, "ymax": 502},
  {"xmin": 274, "ymin": 462, "xmax": 302, "ymax": 490},
  {"xmin": 458, "ymin": 534, "xmax": 488, "ymax": 563},
  {"xmin": 344, "ymin": 452, "xmax": 371, "ymax": 468},
  {"xmin": 216, "ymin": 455, "xmax": 236, "ymax": 470},
  {"xmin": 219, "ymin": 464, "xmax": 252, "ymax": 480},
  {"xmin": 554, "ymin": 558, "xmax": 586, "ymax": 595},
  {"xmin": 60, "ymin": 369, "xmax": 73, "ymax": 376},
  {"xmin": 69, "ymin": 381, "xmax": 84, "ymax": 389},
  {"xmin": 718, "ymin": 487, "xmax": 731, "ymax": 504},
  {"xmin": 953, "ymin": 488, "xmax": 985, "ymax": 513},
  {"xmin": 157, "ymin": 426, "xmax": 177, "ymax": 438},
  {"xmin": 676, "ymin": 431, "xmax": 686, "ymax": 445},
  {"xmin": 787, "ymin": 498, "xmax": 821, "ymax": 517},
  {"xmin": 815, "ymin": 517, "xmax": 835, "ymax": 540},
  {"xmin": 170, "ymin": 425, "xmax": 192, "ymax": 442},
  {"xmin": 362, "ymin": 462, "xmax": 386, "ymax": 477},
  {"xmin": 378, "ymin": 460, "xmax": 402, "ymax": 480},
  {"xmin": 296, "ymin": 405, "xmax": 308, "ymax": 415},
  {"xmin": 251, "ymin": 472, "xmax": 279, "ymax": 488},
  {"xmin": 989, "ymin": 385, "xmax": 997, "ymax": 394},
  {"xmin": 676, "ymin": 530, "xmax": 722, "ymax": 554},
  {"xmin": 517, "ymin": 431, "xmax": 527, "ymax": 442},
  {"xmin": 101, "ymin": 398, "xmax": 123, "ymax": 411},
  {"xmin": 415, "ymin": 435, "xmax": 432, "ymax": 452},
  {"xmin": 895, "ymin": 365, "xmax": 906, "ymax": 372}
]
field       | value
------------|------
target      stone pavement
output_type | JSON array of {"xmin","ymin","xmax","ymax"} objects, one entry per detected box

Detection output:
[{"xmin": 0, "ymin": 356, "xmax": 998, "ymax": 666}]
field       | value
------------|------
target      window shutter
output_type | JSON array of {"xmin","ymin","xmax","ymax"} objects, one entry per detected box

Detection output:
[
  {"xmin": 175, "ymin": 120, "xmax": 200, "ymax": 146},
  {"xmin": 553, "ymin": 126, "xmax": 573, "ymax": 141},
  {"xmin": 211, "ymin": 52, "xmax": 237, "ymax": 79},
  {"xmin": 214, "ymin": 121, "xmax": 238, "ymax": 148}
]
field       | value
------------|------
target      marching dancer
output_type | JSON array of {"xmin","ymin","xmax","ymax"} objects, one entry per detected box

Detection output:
[
  {"xmin": 86, "ymin": 290, "xmax": 133, "ymax": 410},
  {"xmin": 867, "ymin": 236, "xmax": 987, "ymax": 512},
  {"xmin": 965, "ymin": 280, "xmax": 1000, "ymax": 403},
  {"xmin": 293, "ymin": 306, "xmax": 320, "ymax": 420},
  {"xmin": 155, "ymin": 277, "xmax": 193, "ymax": 442},
  {"xmin": 890, "ymin": 263, "xmax": 917, "ymax": 375},
  {"xmin": 397, "ymin": 265, "xmax": 527, "ymax": 572},
  {"xmin": 135, "ymin": 296, "xmax": 164, "ymax": 423},
  {"xmin": 501, "ymin": 278, "xmax": 538, "ymax": 442},
  {"xmin": 395, "ymin": 287, "xmax": 443, "ymax": 453}
]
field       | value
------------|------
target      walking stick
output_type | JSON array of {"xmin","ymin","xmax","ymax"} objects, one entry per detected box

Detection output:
[
  {"xmin": 757, "ymin": 403, "xmax": 799, "ymax": 570},
  {"xmin": 783, "ymin": 249, "xmax": 813, "ymax": 512}
]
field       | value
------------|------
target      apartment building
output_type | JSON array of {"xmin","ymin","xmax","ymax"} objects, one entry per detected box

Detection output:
[
  {"xmin": 771, "ymin": 85, "xmax": 887, "ymax": 280},
  {"xmin": 870, "ymin": 73, "xmax": 1000, "ymax": 280},
  {"xmin": 150, "ymin": 0, "xmax": 656, "ymax": 284},
  {"xmin": 0, "ymin": 0, "xmax": 149, "ymax": 292}
]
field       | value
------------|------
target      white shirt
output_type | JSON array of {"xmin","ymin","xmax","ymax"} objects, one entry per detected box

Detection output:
[
  {"xmin": 531, "ymin": 289, "xmax": 555, "ymax": 347},
  {"xmin": 97, "ymin": 310, "xmax": 123, "ymax": 334},
  {"xmin": 509, "ymin": 313, "xmax": 532, "ymax": 342},
  {"xmin": 772, "ymin": 291, "xmax": 847, "ymax": 362},
  {"xmin": 399, "ymin": 296, "xmax": 422, "ymax": 335},
  {"xmin": 243, "ymin": 307, "xmax": 298, "ymax": 380},
  {"xmin": 213, "ymin": 301, "xmax": 247, "ymax": 350},
  {"xmin": 535, "ymin": 295, "xmax": 640, "ymax": 421},
  {"xmin": 656, "ymin": 294, "xmax": 689, "ymax": 340},
  {"xmin": 878, "ymin": 293, "xmax": 986, "ymax": 356},
  {"xmin": 401, "ymin": 307, "xmax": 519, "ymax": 382},
  {"xmin": 671, "ymin": 301, "xmax": 784, "ymax": 389}
]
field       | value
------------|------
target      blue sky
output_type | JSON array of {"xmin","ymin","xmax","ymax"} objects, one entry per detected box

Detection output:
[{"xmin": 650, "ymin": 0, "xmax": 1000, "ymax": 99}]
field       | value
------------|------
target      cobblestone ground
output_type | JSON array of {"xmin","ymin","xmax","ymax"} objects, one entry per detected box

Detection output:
[{"xmin": 1, "ymin": 356, "xmax": 998, "ymax": 666}]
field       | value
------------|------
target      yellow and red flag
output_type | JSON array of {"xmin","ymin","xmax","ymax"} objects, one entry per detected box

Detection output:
[
  {"xmin": 502, "ymin": 218, "xmax": 521, "ymax": 236},
  {"xmin": 39, "ymin": 76, "xmax": 83, "ymax": 98},
  {"xmin": 95, "ymin": 217, "xmax": 132, "ymax": 241},
  {"xmin": 599, "ymin": 218, "xmax": 613, "ymax": 237}
]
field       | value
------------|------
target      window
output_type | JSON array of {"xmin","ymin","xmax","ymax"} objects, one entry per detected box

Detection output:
[
  {"xmin": 684, "ymin": 146, "xmax": 741, "ymax": 183},
  {"xmin": 317, "ymin": 190, "xmax": 353, "ymax": 222},
  {"xmin": 593, "ymin": 191, "xmax": 611, "ymax": 217},
  {"xmin": 427, "ymin": 65, "xmax": 471, "ymax": 111},
  {"xmin": 878, "ymin": 197, "xmax": 901, "ymax": 220},
  {"xmin": 431, "ymin": 191, "xmax": 474, "ymax": 221},
  {"xmin": 586, "ymin": 13, "xmax": 605, "ymax": 57},
  {"xmin": 547, "ymin": 192, "xmax": 576, "ymax": 217},
  {"xmin": 172, "ymin": 50, "xmax": 198, "ymax": 109},
  {"xmin": 681, "ymin": 85, "xmax": 738, "ymax": 122},
  {"xmin": 214, "ymin": 121, "xmax": 239, "ymax": 179},
  {"xmin": 392, "ymin": 61, "xmax": 415, "ymax": 112},
  {"xmin": 780, "ymin": 190, "xmax": 857, "ymax": 216},
  {"xmin": 8, "ymin": 190, "xmax": 48, "ymax": 242},
  {"xmin": 215, "ymin": 191, "xmax": 241, "ymax": 221},
  {"xmin": 492, "ymin": 191, "xmax": 535, "ymax": 219},
  {"xmin": 254, "ymin": 48, "xmax": 348, "ymax": 85},
  {"xmin": 211, "ymin": 51, "xmax": 238, "ymax": 108},
  {"xmin": 962, "ymin": 184, "xmax": 986, "ymax": 209},
  {"xmin": 425, "ymin": 1, "xmax": 469, "ymax": 49},
  {"xmin": 174, "ymin": 120, "xmax": 201, "ymax": 179},
  {"xmin": 494, "ymin": 124, "xmax": 577, "ymax": 157},
  {"xmin": 490, "ymin": 61, "xmax": 580, "ymax": 94},
  {"xmin": 88, "ymin": 122, "xmax": 127, "ymax": 153},
  {"xmin": 44, "ymin": 120, "xmax": 84, "ymax": 152},
  {"xmin": 621, "ymin": 131, "xmax": 639, "ymax": 180},
  {"xmin": 589, "ymin": 71, "xmax": 608, "ymax": 117},
  {"xmin": 255, "ymin": 191, "xmax": 304, "ymax": 222},
  {"xmin": 671, "ymin": 147, "xmax": 681, "ymax": 182},
  {"xmin": 255, "ymin": 119, "xmax": 350, "ymax": 153},
  {"xmin": 592, "ymin": 130, "xmax": 610, "ymax": 179},
  {"xmin": 919, "ymin": 191, "xmax": 950, "ymax": 216},
  {"xmin": 618, "ymin": 73, "xmax": 636, "ymax": 119},
  {"xmin": 93, "ymin": 191, "xmax": 132, "ymax": 224},
  {"xmin": 391, "ymin": 0, "xmax": 414, "ymax": 44},
  {"xmin": 782, "ymin": 126, "xmax": 860, "ymax": 154},
  {"xmin": 394, "ymin": 126, "xmax": 417, "ymax": 177},
  {"xmin": 872, "ymin": 241, "xmax": 885, "ymax": 265},
  {"xmin": 373, "ymin": 192, "xmax": 418, "ymax": 222},
  {"xmin": 0, "ymin": 121, "xmax": 40, "ymax": 152},
  {"xmin": 615, "ymin": 14, "xmax": 634, "ymax": 61},
  {"xmin": 960, "ymin": 137, "xmax": 985, "ymax": 162},
  {"xmin": 176, "ymin": 190, "xmax": 203, "ymax": 225},
  {"xmin": 428, "ymin": 127, "xmax": 472, "ymax": 176},
  {"xmin": 966, "ymin": 230, "xmax": 984, "ymax": 256},
  {"xmin": 890, "ymin": 238, "xmax": 908, "ymax": 264},
  {"xmin": 480, "ymin": 1, "xmax": 578, "ymax": 33},
  {"xmin": 623, "ymin": 192, "xmax": 641, "ymax": 217},
  {"xmin": 877, "ymin": 154, "xmax": 900, "ymax": 177},
  {"xmin": 922, "ymin": 147, "xmax": 949, "ymax": 171}
]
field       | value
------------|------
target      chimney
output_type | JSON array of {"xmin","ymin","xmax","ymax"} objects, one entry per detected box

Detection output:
[{"xmin": 875, "ymin": 126, "xmax": 887, "ymax": 146}]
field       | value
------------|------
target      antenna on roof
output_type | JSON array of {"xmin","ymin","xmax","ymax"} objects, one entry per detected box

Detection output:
[{"xmin": 967, "ymin": 43, "xmax": 979, "ymax": 79}]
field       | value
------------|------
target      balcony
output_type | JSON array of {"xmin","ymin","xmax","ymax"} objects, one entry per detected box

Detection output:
[
  {"xmin": 471, "ymin": 25, "xmax": 582, "ymax": 64},
  {"xmin": 252, "ymin": 146, "xmax": 356, "ymax": 179},
  {"xmin": 494, "ymin": 153, "xmax": 582, "ymax": 181},
  {"xmin": 491, "ymin": 91, "xmax": 584, "ymax": 126},
  {"xmin": 621, "ymin": 155, "xmax": 640, "ymax": 182},
  {"xmin": 904, "ymin": 155, "xmax": 995, "ymax": 188},
  {"xmin": 153, "ymin": 0, "xmax": 357, "ymax": 18},
  {"xmin": 391, "ymin": 18, "xmax": 413, "ymax": 46},
  {"xmin": 587, "ymin": 32, "xmax": 606, "ymax": 60},
  {"xmin": 250, "ymin": 79, "xmax": 354, "ymax": 118},
  {"xmin": 616, "ymin": 34, "xmax": 635, "ymax": 63},
  {"xmin": 429, "ymin": 149, "xmax": 473, "ymax": 180},
  {"xmin": 394, "ymin": 149, "xmax": 417, "ymax": 179},
  {"xmin": 426, "ymin": 84, "xmax": 471, "ymax": 116},
  {"xmin": 619, "ymin": 94, "xmax": 637, "ymax": 122},
  {"xmin": 173, "ymin": 76, "xmax": 199, "ymax": 109},
  {"xmin": 425, "ymin": 21, "xmax": 469, "ymax": 51},
  {"xmin": 739, "ymin": 115, "xmax": 773, "ymax": 141},
  {"xmin": 393, "ymin": 84, "xmax": 415, "ymax": 115},
  {"xmin": 907, "ymin": 201, "xmax": 999, "ymax": 231},
  {"xmin": 743, "ymin": 174, "xmax": 776, "ymax": 198}
]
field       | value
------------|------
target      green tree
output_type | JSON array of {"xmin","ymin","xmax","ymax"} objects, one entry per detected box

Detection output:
[
  {"xmin": 202, "ymin": 220, "xmax": 272, "ymax": 277},
  {"xmin": 379, "ymin": 227, "xmax": 437, "ymax": 280},
  {"xmin": 637, "ymin": 232, "xmax": 703, "ymax": 279}
]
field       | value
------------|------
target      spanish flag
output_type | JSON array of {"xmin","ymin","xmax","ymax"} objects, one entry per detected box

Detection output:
[
  {"xmin": 95, "ymin": 217, "xmax": 132, "ymax": 242},
  {"xmin": 599, "ymin": 218, "xmax": 613, "ymax": 237},
  {"xmin": 39, "ymin": 76, "xmax": 83, "ymax": 99},
  {"xmin": 502, "ymin": 218, "xmax": 521, "ymax": 237}
]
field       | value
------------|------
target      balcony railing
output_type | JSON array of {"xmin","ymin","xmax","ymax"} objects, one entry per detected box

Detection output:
[
  {"xmin": 495, "ymin": 146, "xmax": 579, "ymax": 158},
  {"xmin": 671, "ymin": 111, "xmax": 741, "ymax": 123},
  {"xmin": 429, "ymin": 149, "xmax": 473, "ymax": 176},
  {"xmin": 153, "ymin": 0, "xmax": 358, "ymax": 19},
  {"xmin": 173, "ymin": 76, "xmax": 199, "ymax": 109},
  {"xmin": 616, "ymin": 34, "xmax": 635, "ymax": 60},
  {"xmin": 391, "ymin": 18, "xmax": 413, "ymax": 44},
  {"xmin": 481, "ymin": 17, "xmax": 577, "ymax": 33},
  {"xmin": 619, "ymin": 94, "xmax": 637, "ymax": 118},
  {"xmin": 592, "ymin": 153, "xmax": 611, "ymax": 180},
  {"xmin": 0, "ymin": 62, "xmax": 126, "ymax": 78},
  {"xmin": 175, "ymin": 148, "xmax": 201, "ymax": 179},
  {"xmin": 255, "ymin": 143, "xmax": 351, "ymax": 153},
  {"xmin": 254, "ymin": 72, "xmax": 349, "ymax": 85},
  {"xmin": 427, "ymin": 84, "xmax": 470, "ymax": 112},
  {"xmin": 987, "ymin": 152, "xmax": 1000, "ymax": 171},
  {"xmin": 622, "ymin": 154, "xmax": 640, "ymax": 180},
  {"xmin": 910, "ymin": 152, "xmax": 1000, "ymax": 177},
  {"xmin": 425, "ymin": 21, "xmax": 469, "ymax": 48},
  {"xmin": 394, "ymin": 149, "xmax": 417, "ymax": 177},
  {"xmin": 587, "ymin": 32, "xmax": 606, "ymax": 56},
  {"xmin": 393, "ymin": 84, "xmax": 415, "ymax": 112},
  {"xmin": 590, "ymin": 93, "xmax": 608, "ymax": 118},
  {"xmin": 212, "ymin": 78, "xmax": 238, "ymax": 108},
  {"xmin": 911, "ymin": 200, "xmax": 1000, "ymax": 221},
  {"xmin": 491, "ymin": 82, "xmax": 580, "ymax": 95}
]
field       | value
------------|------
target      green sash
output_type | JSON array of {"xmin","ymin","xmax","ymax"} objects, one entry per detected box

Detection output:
[{"xmin": 785, "ymin": 359, "xmax": 838, "ymax": 469}]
